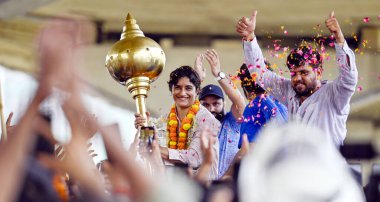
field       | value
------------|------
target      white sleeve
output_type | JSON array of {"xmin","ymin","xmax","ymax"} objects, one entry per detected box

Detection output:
[
  {"xmin": 243, "ymin": 38, "xmax": 292, "ymax": 105},
  {"xmin": 331, "ymin": 40, "xmax": 358, "ymax": 110}
]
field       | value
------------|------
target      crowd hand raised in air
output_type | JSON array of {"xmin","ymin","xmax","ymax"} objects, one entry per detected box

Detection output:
[
  {"xmin": 195, "ymin": 127, "xmax": 216, "ymax": 185},
  {"xmin": 194, "ymin": 53, "xmax": 206, "ymax": 82},
  {"xmin": 204, "ymin": 49, "xmax": 222, "ymax": 78}
]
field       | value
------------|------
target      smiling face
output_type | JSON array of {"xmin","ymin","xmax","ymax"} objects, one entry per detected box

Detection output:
[
  {"xmin": 290, "ymin": 65, "xmax": 322, "ymax": 97},
  {"xmin": 172, "ymin": 77, "xmax": 198, "ymax": 110}
]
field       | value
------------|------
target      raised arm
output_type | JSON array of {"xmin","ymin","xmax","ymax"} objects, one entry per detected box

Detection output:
[
  {"xmin": 326, "ymin": 11, "xmax": 358, "ymax": 109},
  {"xmin": 204, "ymin": 49, "xmax": 246, "ymax": 120},
  {"xmin": 237, "ymin": 10, "xmax": 291, "ymax": 104},
  {"xmin": 0, "ymin": 20, "xmax": 84, "ymax": 202},
  {"xmin": 194, "ymin": 53, "xmax": 206, "ymax": 82}
]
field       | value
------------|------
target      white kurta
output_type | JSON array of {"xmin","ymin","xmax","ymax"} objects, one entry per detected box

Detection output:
[{"xmin": 243, "ymin": 38, "xmax": 358, "ymax": 146}]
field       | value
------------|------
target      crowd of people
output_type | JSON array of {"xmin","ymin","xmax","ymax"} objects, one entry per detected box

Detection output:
[{"xmin": 0, "ymin": 10, "xmax": 368, "ymax": 202}]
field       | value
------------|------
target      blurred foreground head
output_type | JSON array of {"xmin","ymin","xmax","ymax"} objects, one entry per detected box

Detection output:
[{"xmin": 239, "ymin": 122, "xmax": 365, "ymax": 202}]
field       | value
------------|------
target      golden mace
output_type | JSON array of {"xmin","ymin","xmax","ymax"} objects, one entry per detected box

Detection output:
[{"xmin": 105, "ymin": 13, "xmax": 165, "ymax": 139}]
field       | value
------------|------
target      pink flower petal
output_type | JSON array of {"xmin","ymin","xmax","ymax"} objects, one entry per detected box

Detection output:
[
  {"xmin": 363, "ymin": 17, "xmax": 370, "ymax": 23},
  {"xmin": 357, "ymin": 86, "xmax": 363, "ymax": 92}
]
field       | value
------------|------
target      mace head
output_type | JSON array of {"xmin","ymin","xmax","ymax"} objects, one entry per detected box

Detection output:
[{"xmin": 105, "ymin": 13, "xmax": 165, "ymax": 85}]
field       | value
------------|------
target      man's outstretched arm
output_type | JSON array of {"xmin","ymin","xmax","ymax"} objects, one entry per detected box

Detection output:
[
  {"xmin": 237, "ymin": 10, "xmax": 291, "ymax": 104},
  {"xmin": 204, "ymin": 49, "xmax": 246, "ymax": 120},
  {"xmin": 326, "ymin": 11, "xmax": 358, "ymax": 109}
]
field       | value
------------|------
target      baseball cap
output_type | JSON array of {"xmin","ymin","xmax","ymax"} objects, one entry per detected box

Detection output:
[{"xmin": 199, "ymin": 84, "xmax": 224, "ymax": 100}]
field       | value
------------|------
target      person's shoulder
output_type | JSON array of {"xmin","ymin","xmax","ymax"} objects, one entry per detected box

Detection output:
[
  {"xmin": 225, "ymin": 111, "xmax": 235, "ymax": 118},
  {"xmin": 259, "ymin": 95, "xmax": 275, "ymax": 105},
  {"xmin": 220, "ymin": 111, "xmax": 236, "ymax": 123},
  {"xmin": 197, "ymin": 105, "xmax": 215, "ymax": 119},
  {"xmin": 259, "ymin": 95, "xmax": 280, "ymax": 110},
  {"xmin": 196, "ymin": 105, "xmax": 220, "ymax": 126}
]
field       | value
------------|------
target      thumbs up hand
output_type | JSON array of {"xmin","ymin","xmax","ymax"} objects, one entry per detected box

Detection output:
[
  {"xmin": 236, "ymin": 10, "xmax": 258, "ymax": 41},
  {"xmin": 325, "ymin": 11, "xmax": 344, "ymax": 44}
]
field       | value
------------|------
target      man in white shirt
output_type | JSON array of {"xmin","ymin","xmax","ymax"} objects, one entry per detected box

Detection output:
[{"xmin": 236, "ymin": 10, "xmax": 358, "ymax": 146}]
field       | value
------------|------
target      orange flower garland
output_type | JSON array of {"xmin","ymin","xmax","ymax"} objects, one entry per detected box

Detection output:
[
  {"xmin": 52, "ymin": 173, "xmax": 69, "ymax": 202},
  {"xmin": 167, "ymin": 100, "xmax": 200, "ymax": 150}
]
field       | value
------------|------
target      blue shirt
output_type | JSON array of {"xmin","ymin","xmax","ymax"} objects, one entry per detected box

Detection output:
[
  {"xmin": 218, "ymin": 111, "xmax": 241, "ymax": 178},
  {"xmin": 239, "ymin": 95, "xmax": 287, "ymax": 147}
]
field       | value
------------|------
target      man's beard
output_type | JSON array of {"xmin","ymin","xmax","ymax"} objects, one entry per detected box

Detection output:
[
  {"xmin": 293, "ymin": 81, "xmax": 317, "ymax": 97},
  {"xmin": 213, "ymin": 110, "xmax": 225, "ymax": 122}
]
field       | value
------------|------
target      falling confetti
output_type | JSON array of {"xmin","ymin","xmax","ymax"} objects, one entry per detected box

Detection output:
[
  {"xmin": 357, "ymin": 86, "xmax": 363, "ymax": 92},
  {"xmin": 353, "ymin": 34, "xmax": 358, "ymax": 42},
  {"xmin": 363, "ymin": 17, "xmax": 370, "ymax": 23}
]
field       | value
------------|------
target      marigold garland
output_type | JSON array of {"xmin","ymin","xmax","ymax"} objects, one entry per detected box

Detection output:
[
  {"xmin": 167, "ymin": 100, "xmax": 200, "ymax": 150},
  {"xmin": 52, "ymin": 174, "xmax": 69, "ymax": 202}
]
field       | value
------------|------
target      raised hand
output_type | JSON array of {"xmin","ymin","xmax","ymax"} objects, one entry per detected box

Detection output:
[
  {"xmin": 204, "ymin": 49, "xmax": 221, "ymax": 78},
  {"xmin": 236, "ymin": 10, "xmax": 257, "ymax": 41},
  {"xmin": 36, "ymin": 20, "xmax": 92, "ymax": 101},
  {"xmin": 200, "ymin": 128, "xmax": 215, "ymax": 165},
  {"xmin": 325, "ymin": 11, "xmax": 344, "ymax": 44},
  {"xmin": 5, "ymin": 112, "xmax": 14, "ymax": 137},
  {"xmin": 128, "ymin": 129, "xmax": 140, "ymax": 157},
  {"xmin": 37, "ymin": 21, "xmax": 79, "ymax": 100},
  {"xmin": 235, "ymin": 133, "xmax": 250, "ymax": 161},
  {"xmin": 194, "ymin": 54, "xmax": 206, "ymax": 82},
  {"xmin": 80, "ymin": 114, "xmax": 98, "ymax": 139},
  {"xmin": 195, "ymin": 127, "xmax": 215, "ymax": 184},
  {"xmin": 146, "ymin": 133, "xmax": 165, "ymax": 176}
]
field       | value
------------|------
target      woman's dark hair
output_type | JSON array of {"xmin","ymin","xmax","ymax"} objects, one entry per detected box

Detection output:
[
  {"xmin": 238, "ymin": 63, "xmax": 265, "ymax": 97},
  {"xmin": 168, "ymin": 66, "xmax": 201, "ymax": 92},
  {"xmin": 286, "ymin": 45, "xmax": 322, "ymax": 69}
]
